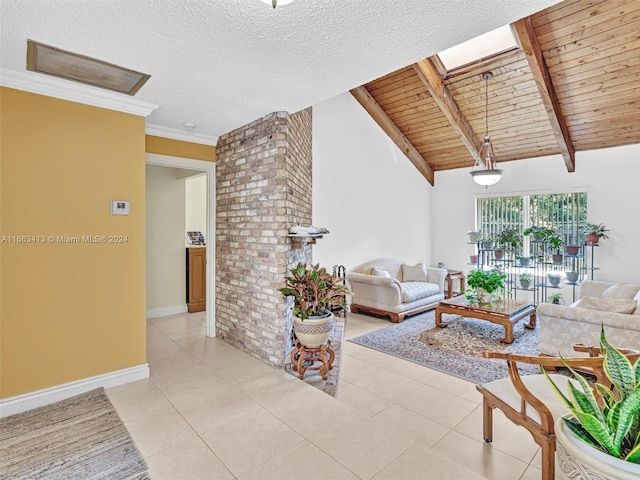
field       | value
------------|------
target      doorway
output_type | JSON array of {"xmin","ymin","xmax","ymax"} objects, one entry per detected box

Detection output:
[{"xmin": 145, "ymin": 153, "xmax": 216, "ymax": 337}]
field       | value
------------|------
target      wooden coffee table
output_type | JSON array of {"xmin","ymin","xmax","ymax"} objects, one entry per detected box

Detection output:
[{"xmin": 435, "ymin": 296, "xmax": 536, "ymax": 344}]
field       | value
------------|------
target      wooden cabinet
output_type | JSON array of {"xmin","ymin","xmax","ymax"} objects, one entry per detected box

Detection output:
[{"xmin": 186, "ymin": 247, "xmax": 206, "ymax": 313}]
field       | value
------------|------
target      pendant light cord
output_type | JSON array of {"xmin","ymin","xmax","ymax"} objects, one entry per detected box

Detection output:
[{"xmin": 485, "ymin": 75, "xmax": 489, "ymax": 138}]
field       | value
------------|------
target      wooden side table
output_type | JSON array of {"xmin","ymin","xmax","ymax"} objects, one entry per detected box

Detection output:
[{"xmin": 445, "ymin": 270, "xmax": 466, "ymax": 299}]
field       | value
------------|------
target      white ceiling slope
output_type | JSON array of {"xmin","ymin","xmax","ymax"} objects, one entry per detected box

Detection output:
[{"xmin": 1, "ymin": 0, "xmax": 560, "ymax": 140}]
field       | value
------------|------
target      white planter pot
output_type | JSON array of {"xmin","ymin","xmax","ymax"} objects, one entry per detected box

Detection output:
[
  {"xmin": 293, "ymin": 312, "xmax": 334, "ymax": 348},
  {"xmin": 555, "ymin": 416, "xmax": 640, "ymax": 480}
]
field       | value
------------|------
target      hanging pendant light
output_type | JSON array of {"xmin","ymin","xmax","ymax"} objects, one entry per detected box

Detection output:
[
  {"xmin": 470, "ymin": 72, "xmax": 503, "ymax": 186},
  {"xmin": 260, "ymin": 0, "xmax": 295, "ymax": 8}
]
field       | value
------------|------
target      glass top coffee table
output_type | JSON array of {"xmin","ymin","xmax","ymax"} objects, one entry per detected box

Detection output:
[{"xmin": 435, "ymin": 296, "xmax": 536, "ymax": 344}]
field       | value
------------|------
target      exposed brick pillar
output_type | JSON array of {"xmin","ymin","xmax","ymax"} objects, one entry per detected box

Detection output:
[{"xmin": 215, "ymin": 108, "xmax": 312, "ymax": 366}]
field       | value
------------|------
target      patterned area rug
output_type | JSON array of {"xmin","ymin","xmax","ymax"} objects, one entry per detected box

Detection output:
[
  {"xmin": 349, "ymin": 310, "xmax": 541, "ymax": 384},
  {"xmin": 0, "ymin": 388, "xmax": 149, "ymax": 480}
]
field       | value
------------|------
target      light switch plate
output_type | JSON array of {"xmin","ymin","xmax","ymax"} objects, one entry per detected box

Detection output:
[{"xmin": 111, "ymin": 200, "xmax": 130, "ymax": 215}]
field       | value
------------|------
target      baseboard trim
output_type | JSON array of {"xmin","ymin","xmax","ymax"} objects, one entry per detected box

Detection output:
[
  {"xmin": 146, "ymin": 304, "xmax": 188, "ymax": 318},
  {"xmin": 0, "ymin": 364, "xmax": 149, "ymax": 418}
]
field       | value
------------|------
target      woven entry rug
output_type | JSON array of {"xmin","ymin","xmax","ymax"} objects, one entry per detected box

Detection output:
[
  {"xmin": 349, "ymin": 310, "xmax": 540, "ymax": 384},
  {"xmin": 0, "ymin": 388, "xmax": 149, "ymax": 480}
]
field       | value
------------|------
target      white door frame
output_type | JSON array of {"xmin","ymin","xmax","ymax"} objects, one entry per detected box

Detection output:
[{"xmin": 146, "ymin": 153, "xmax": 216, "ymax": 337}]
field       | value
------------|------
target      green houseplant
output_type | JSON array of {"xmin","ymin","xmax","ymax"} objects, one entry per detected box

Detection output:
[
  {"xmin": 519, "ymin": 272, "xmax": 533, "ymax": 289},
  {"xmin": 547, "ymin": 292, "xmax": 563, "ymax": 304},
  {"xmin": 584, "ymin": 223, "xmax": 610, "ymax": 244},
  {"xmin": 523, "ymin": 226, "xmax": 555, "ymax": 243},
  {"xmin": 466, "ymin": 269, "xmax": 506, "ymax": 304},
  {"xmin": 549, "ymin": 234, "xmax": 564, "ymax": 263},
  {"xmin": 496, "ymin": 229, "xmax": 523, "ymax": 255},
  {"xmin": 279, "ymin": 263, "xmax": 351, "ymax": 347},
  {"xmin": 546, "ymin": 329, "xmax": 640, "ymax": 478}
]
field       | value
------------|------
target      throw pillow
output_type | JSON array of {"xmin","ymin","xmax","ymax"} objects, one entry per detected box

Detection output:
[
  {"xmin": 371, "ymin": 267, "xmax": 391, "ymax": 278},
  {"xmin": 574, "ymin": 296, "xmax": 638, "ymax": 314},
  {"xmin": 602, "ymin": 283, "xmax": 640, "ymax": 299},
  {"xmin": 402, "ymin": 263, "xmax": 428, "ymax": 282}
]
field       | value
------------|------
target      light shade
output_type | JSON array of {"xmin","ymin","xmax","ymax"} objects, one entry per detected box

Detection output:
[
  {"xmin": 470, "ymin": 135, "xmax": 503, "ymax": 186},
  {"xmin": 260, "ymin": 0, "xmax": 295, "ymax": 7},
  {"xmin": 470, "ymin": 168, "xmax": 503, "ymax": 186}
]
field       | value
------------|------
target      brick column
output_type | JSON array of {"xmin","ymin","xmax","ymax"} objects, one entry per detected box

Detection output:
[{"xmin": 215, "ymin": 108, "xmax": 312, "ymax": 366}]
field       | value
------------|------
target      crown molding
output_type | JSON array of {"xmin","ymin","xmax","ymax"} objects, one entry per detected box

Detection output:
[
  {"xmin": 145, "ymin": 124, "xmax": 218, "ymax": 146},
  {"xmin": 0, "ymin": 68, "xmax": 159, "ymax": 117}
]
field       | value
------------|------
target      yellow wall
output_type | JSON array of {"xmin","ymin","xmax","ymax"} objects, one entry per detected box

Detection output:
[
  {"xmin": 145, "ymin": 135, "xmax": 216, "ymax": 161},
  {"xmin": 0, "ymin": 87, "xmax": 147, "ymax": 398}
]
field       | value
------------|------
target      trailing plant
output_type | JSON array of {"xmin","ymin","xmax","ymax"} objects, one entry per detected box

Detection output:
[
  {"xmin": 279, "ymin": 263, "xmax": 351, "ymax": 320},
  {"xmin": 496, "ymin": 229, "xmax": 523, "ymax": 254},
  {"xmin": 523, "ymin": 226, "xmax": 555, "ymax": 242},
  {"xmin": 466, "ymin": 269, "xmax": 506, "ymax": 294},
  {"xmin": 545, "ymin": 328, "xmax": 640, "ymax": 463},
  {"xmin": 584, "ymin": 223, "xmax": 610, "ymax": 240}
]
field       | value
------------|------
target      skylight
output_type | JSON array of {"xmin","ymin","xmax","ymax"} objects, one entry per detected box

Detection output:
[{"xmin": 437, "ymin": 25, "xmax": 518, "ymax": 72}]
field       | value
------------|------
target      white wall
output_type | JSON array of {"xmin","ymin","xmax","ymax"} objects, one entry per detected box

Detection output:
[
  {"xmin": 145, "ymin": 165, "xmax": 187, "ymax": 310},
  {"xmin": 185, "ymin": 174, "xmax": 207, "ymax": 242},
  {"xmin": 431, "ymin": 143, "xmax": 640, "ymax": 284},
  {"xmin": 312, "ymin": 92, "xmax": 433, "ymax": 271}
]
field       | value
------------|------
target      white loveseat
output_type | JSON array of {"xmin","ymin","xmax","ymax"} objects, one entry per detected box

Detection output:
[
  {"xmin": 346, "ymin": 258, "xmax": 446, "ymax": 323},
  {"xmin": 538, "ymin": 280, "xmax": 640, "ymax": 357}
]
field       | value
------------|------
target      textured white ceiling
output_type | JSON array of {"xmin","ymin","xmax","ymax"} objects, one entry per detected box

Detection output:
[{"xmin": 1, "ymin": 0, "xmax": 560, "ymax": 139}]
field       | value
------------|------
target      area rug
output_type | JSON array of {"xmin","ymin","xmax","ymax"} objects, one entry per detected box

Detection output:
[
  {"xmin": 0, "ymin": 388, "xmax": 149, "ymax": 480},
  {"xmin": 349, "ymin": 310, "xmax": 541, "ymax": 384}
]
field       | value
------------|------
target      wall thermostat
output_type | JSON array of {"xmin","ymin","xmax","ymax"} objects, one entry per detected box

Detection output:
[{"xmin": 111, "ymin": 200, "xmax": 130, "ymax": 215}]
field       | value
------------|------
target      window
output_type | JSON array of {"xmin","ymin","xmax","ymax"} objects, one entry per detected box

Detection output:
[
  {"xmin": 477, "ymin": 192, "xmax": 588, "ymax": 254},
  {"xmin": 437, "ymin": 25, "xmax": 519, "ymax": 73}
]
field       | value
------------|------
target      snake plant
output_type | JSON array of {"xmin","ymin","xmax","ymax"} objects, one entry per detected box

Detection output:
[{"xmin": 546, "ymin": 328, "xmax": 640, "ymax": 463}]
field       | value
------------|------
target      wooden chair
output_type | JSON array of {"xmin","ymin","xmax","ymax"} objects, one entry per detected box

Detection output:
[{"xmin": 476, "ymin": 347, "xmax": 639, "ymax": 480}]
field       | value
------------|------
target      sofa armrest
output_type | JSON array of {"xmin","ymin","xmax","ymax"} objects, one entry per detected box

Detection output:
[
  {"xmin": 346, "ymin": 272, "xmax": 403, "ymax": 307},
  {"xmin": 426, "ymin": 267, "xmax": 448, "ymax": 294},
  {"xmin": 537, "ymin": 304, "xmax": 640, "ymax": 331}
]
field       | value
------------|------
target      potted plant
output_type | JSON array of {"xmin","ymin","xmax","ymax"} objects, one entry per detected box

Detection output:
[
  {"xmin": 523, "ymin": 226, "xmax": 554, "ymax": 243},
  {"xmin": 496, "ymin": 229, "xmax": 522, "ymax": 259},
  {"xmin": 468, "ymin": 230, "xmax": 482, "ymax": 243},
  {"xmin": 519, "ymin": 272, "xmax": 533, "ymax": 289},
  {"xmin": 549, "ymin": 234, "xmax": 564, "ymax": 263},
  {"xmin": 517, "ymin": 255, "xmax": 532, "ymax": 267},
  {"xmin": 279, "ymin": 263, "xmax": 351, "ymax": 348},
  {"xmin": 481, "ymin": 237, "xmax": 494, "ymax": 250},
  {"xmin": 466, "ymin": 268, "xmax": 506, "ymax": 303},
  {"xmin": 547, "ymin": 292, "xmax": 563, "ymax": 304},
  {"xmin": 566, "ymin": 271, "xmax": 580, "ymax": 283},
  {"xmin": 546, "ymin": 329, "xmax": 640, "ymax": 479},
  {"xmin": 584, "ymin": 223, "xmax": 609, "ymax": 244},
  {"xmin": 548, "ymin": 272, "xmax": 562, "ymax": 287},
  {"xmin": 469, "ymin": 254, "xmax": 479, "ymax": 264}
]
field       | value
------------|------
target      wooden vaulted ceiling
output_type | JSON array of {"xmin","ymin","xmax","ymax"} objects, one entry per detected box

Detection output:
[{"xmin": 351, "ymin": 0, "xmax": 640, "ymax": 185}]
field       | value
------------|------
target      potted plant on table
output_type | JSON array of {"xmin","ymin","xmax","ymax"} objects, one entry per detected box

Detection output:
[
  {"xmin": 466, "ymin": 268, "xmax": 506, "ymax": 305},
  {"xmin": 279, "ymin": 263, "xmax": 351, "ymax": 348},
  {"xmin": 546, "ymin": 329, "xmax": 640, "ymax": 479},
  {"xmin": 584, "ymin": 223, "xmax": 609, "ymax": 245}
]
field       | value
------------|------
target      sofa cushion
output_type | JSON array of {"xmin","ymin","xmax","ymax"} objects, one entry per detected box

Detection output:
[
  {"xmin": 602, "ymin": 283, "xmax": 640, "ymax": 300},
  {"xmin": 400, "ymin": 282, "xmax": 440, "ymax": 302},
  {"xmin": 371, "ymin": 267, "xmax": 391, "ymax": 278},
  {"xmin": 574, "ymin": 296, "xmax": 638, "ymax": 314},
  {"xmin": 402, "ymin": 263, "xmax": 427, "ymax": 282}
]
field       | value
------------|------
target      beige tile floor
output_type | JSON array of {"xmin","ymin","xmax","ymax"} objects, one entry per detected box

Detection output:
[{"xmin": 107, "ymin": 312, "xmax": 546, "ymax": 480}]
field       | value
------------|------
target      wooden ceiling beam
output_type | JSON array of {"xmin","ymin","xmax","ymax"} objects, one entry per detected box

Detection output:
[
  {"xmin": 350, "ymin": 86, "xmax": 435, "ymax": 185},
  {"xmin": 413, "ymin": 58, "xmax": 483, "ymax": 164},
  {"xmin": 513, "ymin": 17, "xmax": 576, "ymax": 172}
]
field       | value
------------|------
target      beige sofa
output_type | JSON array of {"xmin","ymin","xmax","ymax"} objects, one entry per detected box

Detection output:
[
  {"xmin": 538, "ymin": 280, "xmax": 640, "ymax": 357},
  {"xmin": 346, "ymin": 258, "xmax": 446, "ymax": 323}
]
